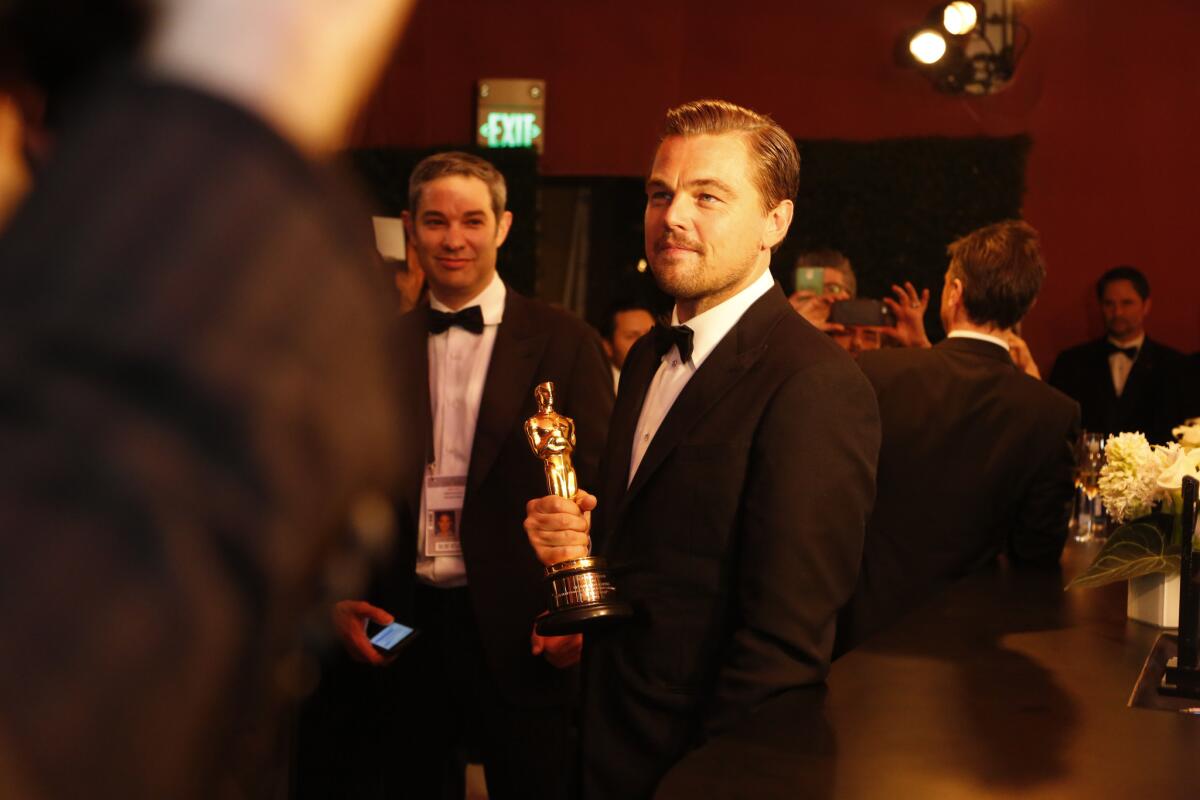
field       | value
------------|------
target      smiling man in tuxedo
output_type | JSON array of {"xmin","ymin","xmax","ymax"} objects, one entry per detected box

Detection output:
[
  {"xmin": 524, "ymin": 100, "xmax": 881, "ymax": 799},
  {"xmin": 306, "ymin": 151, "xmax": 612, "ymax": 800}
]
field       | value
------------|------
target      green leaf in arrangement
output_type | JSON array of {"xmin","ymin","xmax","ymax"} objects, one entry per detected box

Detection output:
[{"xmin": 1066, "ymin": 522, "xmax": 1181, "ymax": 590}]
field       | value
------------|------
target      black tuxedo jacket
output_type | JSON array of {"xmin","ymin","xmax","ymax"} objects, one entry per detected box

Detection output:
[
  {"xmin": 374, "ymin": 288, "xmax": 613, "ymax": 706},
  {"xmin": 838, "ymin": 337, "xmax": 1080, "ymax": 654},
  {"xmin": 1049, "ymin": 337, "xmax": 1196, "ymax": 445},
  {"xmin": 580, "ymin": 286, "xmax": 880, "ymax": 800}
]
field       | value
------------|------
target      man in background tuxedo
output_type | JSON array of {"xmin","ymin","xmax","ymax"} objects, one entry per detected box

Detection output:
[
  {"xmin": 1049, "ymin": 266, "xmax": 1196, "ymax": 445},
  {"xmin": 600, "ymin": 300, "xmax": 656, "ymax": 390},
  {"xmin": 524, "ymin": 100, "xmax": 881, "ymax": 799},
  {"xmin": 837, "ymin": 220, "xmax": 1080, "ymax": 655},
  {"xmin": 312, "ymin": 152, "xmax": 613, "ymax": 800}
]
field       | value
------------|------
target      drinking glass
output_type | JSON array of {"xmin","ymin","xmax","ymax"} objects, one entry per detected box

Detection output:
[{"xmin": 1072, "ymin": 432, "xmax": 1107, "ymax": 542}]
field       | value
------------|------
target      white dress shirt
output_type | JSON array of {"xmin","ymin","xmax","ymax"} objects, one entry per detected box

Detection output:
[
  {"xmin": 417, "ymin": 272, "xmax": 506, "ymax": 587},
  {"xmin": 1107, "ymin": 333, "xmax": 1143, "ymax": 397},
  {"xmin": 628, "ymin": 268, "xmax": 775, "ymax": 484},
  {"xmin": 945, "ymin": 329, "xmax": 1011, "ymax": 352}
]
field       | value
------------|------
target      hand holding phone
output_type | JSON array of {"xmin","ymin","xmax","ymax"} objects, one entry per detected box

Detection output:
[{"xmin": 333, "ymin": 600, "xmax": 413, "ymax": 664}]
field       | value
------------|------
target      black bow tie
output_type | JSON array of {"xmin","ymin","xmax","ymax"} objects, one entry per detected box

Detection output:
[
  {"xmin": 429, "ymin": 305, "xmax": 484, "ymax": 335},
  {"xmin": 653, "ymin": 323, "xmax": 695, "ymax": 363},
  {"xmin": 1105, "ymin": 341, "xmax": 1139, "ymax": 360}
]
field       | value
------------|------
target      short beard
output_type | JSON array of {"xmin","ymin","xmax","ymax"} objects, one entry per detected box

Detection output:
[{"xmin": 650, "ymin": 249, "xmax": 760, "ymax": 305}]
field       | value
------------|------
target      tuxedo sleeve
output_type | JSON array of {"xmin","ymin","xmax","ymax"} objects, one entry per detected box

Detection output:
[
  {"xmin": 1008, "ymin": 400, "xmax": 1080, "ymax": 563},
  {"xmin": 706, "ymin": 357, "xmax": 880, "ymax": 732}
]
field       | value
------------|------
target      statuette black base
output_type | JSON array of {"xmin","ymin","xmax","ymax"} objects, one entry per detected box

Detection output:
[{"xmin": 535, "ymin": 556, "xmax": 632, "ymax": 636}]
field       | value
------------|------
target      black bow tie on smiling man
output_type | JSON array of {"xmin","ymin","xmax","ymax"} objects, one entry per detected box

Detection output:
[
  {"xmin": 1104, "ymin": 341, "xmax": 1139, "ymax": 360},
  {"xmin": 653, "ymin": 323, "xmax": 695, "ymax": 363},
  {"xmin": 429, "ymin": 305, "xmax": 485, "ymax": 335}
]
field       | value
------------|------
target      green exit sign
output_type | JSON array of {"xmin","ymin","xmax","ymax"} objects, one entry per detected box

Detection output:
[
  {"xmin": 480, "ymin": 112, "xmax": 542, "ymax": 149},
  {"xmin": 476, "ymin": 79, "xmax": 545, "ymax": 153}
]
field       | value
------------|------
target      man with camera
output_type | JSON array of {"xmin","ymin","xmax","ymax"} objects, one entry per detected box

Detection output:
[{"xmin": 789, "ymin": 249, "xmax": 931, "ymax": 355}]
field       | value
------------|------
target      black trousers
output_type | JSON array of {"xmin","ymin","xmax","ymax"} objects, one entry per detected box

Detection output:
[{"xmin": 294, "ymin": 585, "xmax": 573, "ymax": 800}]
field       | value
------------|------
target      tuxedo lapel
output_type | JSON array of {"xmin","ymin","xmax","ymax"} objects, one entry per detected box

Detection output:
[
  {"xmin": 618, "ymin": 288, "xmax": 786, "ymax": 518},
  {"xmin": 600, "ymin": 337, "xmax": 659, "ymax": 517},
  {"xmin": 1093, "ymin": 342, "xmax": 1118, "ymax": 405},
  {"xmin": 1117, "ymin": 339, "xmax": 1155, "ymax": 412},
  {"xmin": 467, "ymin": 290, "xmax": 545, "ymax": 496},
  {"xmin": 396, "ymin": 308, "xmax": 433, "ymax": 538}
]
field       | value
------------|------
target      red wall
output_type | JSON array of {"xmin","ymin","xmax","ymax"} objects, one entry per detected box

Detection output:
[{"xmin": 354, "ymin": 0, "xmax": 1200, "ymax": 369}]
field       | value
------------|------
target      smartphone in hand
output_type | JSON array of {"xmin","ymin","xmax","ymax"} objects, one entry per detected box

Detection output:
[
  {"xmin": 828, "ymin": 299, "xmax": 895, "ymax": 327},
  {"xmin": 365, "ymin": 620, "xmax": 418, "ymax": 655}
]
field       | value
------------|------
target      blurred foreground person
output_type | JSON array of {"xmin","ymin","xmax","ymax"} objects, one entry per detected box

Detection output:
[
  {"xmin": 0, "ymin": 0, "xmax": 415, "ymax": 797},
  {"xmin": 0, "ymin": 90, "xmax": 30, "ymax": 229},
  {"xmin": 837, "ymin": 220, "xmax": 1080, "ymax": 655}
]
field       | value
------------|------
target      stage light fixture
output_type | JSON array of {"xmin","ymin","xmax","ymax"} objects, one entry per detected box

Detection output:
[
  {"xmin": 909, "ymin": 30, "xmax": 948, "ymax": 65},
  {"xmin": 898, "ymin": 0, "xmax": 1024, "ymax": 95},
  {"xmin": 942, "ymin": 2, "xmax": 978, "ymax": 36}
]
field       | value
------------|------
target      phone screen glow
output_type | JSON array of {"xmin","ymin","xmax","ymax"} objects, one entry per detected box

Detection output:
[{"xmin": 369, "ymin": 622, "xmax": 414, "ymax": 650}]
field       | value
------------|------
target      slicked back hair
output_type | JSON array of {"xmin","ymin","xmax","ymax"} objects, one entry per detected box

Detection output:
[
  {"xmin": 408, "ymin": 151, "xmax": 507, "ymax": 220},
  {"xmin": 661, "ymin": 99, "xmax": 800, "ymax": 213},
  {"xmin": 947, "ymin": 219, "xmax": 1045, "ymax": 330}
]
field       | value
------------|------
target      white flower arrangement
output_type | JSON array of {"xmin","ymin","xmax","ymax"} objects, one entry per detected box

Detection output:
[
  {"xmin": 1070, "ymin": 430, "xmax": 1200, "ymax": 590},
  {"xmin": 1098, "ymin": 434, "xmax": 1200, "ymax": 523},
  {"xmin": 1098, "ymin": 432, "xmax": 1162, "ymax": 523},
  {"xmin": 1173, "ymin": 418, "xmax": 1200, "ymax": 451}
]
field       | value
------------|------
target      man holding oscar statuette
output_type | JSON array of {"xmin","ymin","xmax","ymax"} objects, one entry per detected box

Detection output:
[{"xmin": 523, "ymin": 100, "xmax": 881, "ymax": 799}]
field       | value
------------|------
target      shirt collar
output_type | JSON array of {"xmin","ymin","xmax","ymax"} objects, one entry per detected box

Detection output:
[
  {"xmin": 669, "ymin": 268, "xmax": 775, "ymax": 368},
  {"xmin": 429, "ymin": 270, "xmax": 505, "ymax": 325},
  {"xmin": 946, "ymin": 329, "xmax": 1011, "ymax": 352},
  {"xmin": 1107, "ymin": 333, "xmax": 1144, "ymax": 351}
]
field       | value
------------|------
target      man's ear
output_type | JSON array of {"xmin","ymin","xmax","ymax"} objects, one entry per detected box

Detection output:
[
  {"xmin": 1144, "ymin": 297, "xmax": 1153, "ymax": 317},
  {"xmin": 947, "ymin": 277, "xmax": 963, "ymax": 306},
  {"xmin": 402, "ymin": 209, "xmax": 414, "ymax": 240},
  {"xmin": 601, "ymin": 339, "xmax": 613, "ymax": 360},
  {"xmin": 762, "ymin": 199, "xmax": 793, "ymax": 251},
  {"xmin": 495, "ymin": 210, "xmax": 514, "ymax": 247}
]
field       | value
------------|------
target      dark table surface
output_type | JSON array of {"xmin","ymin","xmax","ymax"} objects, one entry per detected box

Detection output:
[{"xmin": 657, "ymin": 541, "xmax": 1200, "ymax": 799}]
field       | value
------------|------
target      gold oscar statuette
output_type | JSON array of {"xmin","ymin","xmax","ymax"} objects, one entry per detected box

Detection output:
[{"xmin": 525, "ymin": 381, "xmax": 631, "ymax": 635}]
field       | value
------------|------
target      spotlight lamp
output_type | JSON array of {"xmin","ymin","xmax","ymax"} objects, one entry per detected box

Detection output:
[
  {"xmin": 942, "ymin": 1, "xmax": 978, "ymax": 36},
  {"xmin": 899, "ymin": 0, "xmax": 1028, "ymax": 95},
  {"xmin": 909, "ymin": 30, "xmax": 948, "ymax": 65}
]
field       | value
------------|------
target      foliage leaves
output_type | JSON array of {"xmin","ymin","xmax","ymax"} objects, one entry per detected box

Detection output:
[{"xmin": 1067, "ymin": 522, "xmax": 1180, "ymax": 590}]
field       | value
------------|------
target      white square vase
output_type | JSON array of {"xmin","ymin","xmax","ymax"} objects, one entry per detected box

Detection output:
[{"xmin": 1127, "ymin": 572, "xmax": 1180, "ymax": 628}]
